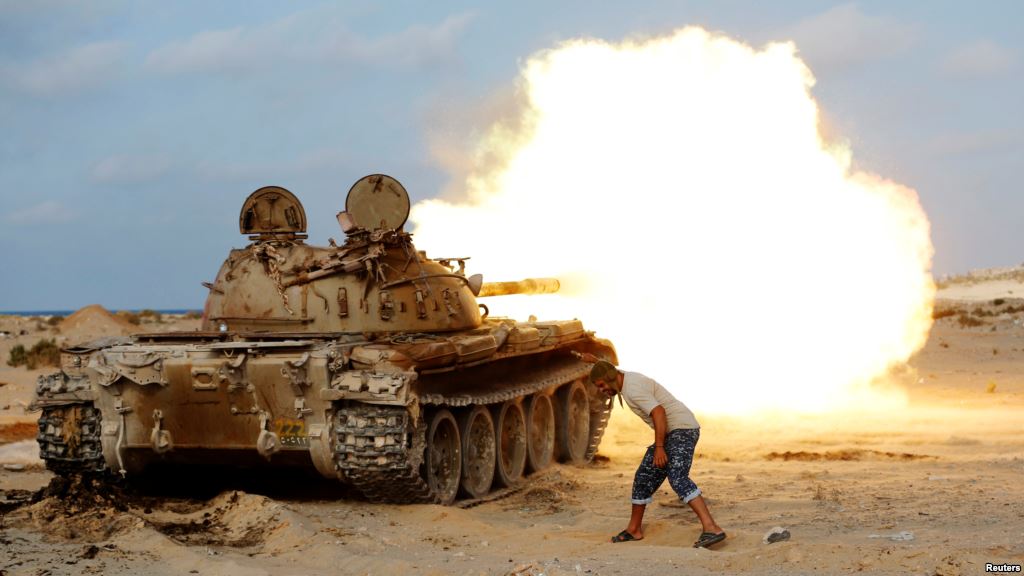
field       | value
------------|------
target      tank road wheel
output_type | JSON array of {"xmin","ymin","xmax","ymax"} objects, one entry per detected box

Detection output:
[
  {"xmin": 426, "ymin": 409, "xmax": 461, "ymax": 505},
  {"xmin": 458, "ymin": 405, "xmax": 496, "ymax": 499},
  {"xmin": 491, "ymin": 400, "xmax": 527, "ymax": 488},
  {"xmin": 525, "ymin": 393, "xmax": 555, "ymax": 473},
  {"xmin": 556, "ymin": 380, "xmax": 591, "ymax": 464}
]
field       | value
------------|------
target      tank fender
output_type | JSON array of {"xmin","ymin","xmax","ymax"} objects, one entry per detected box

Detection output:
[
  {"xmin": 350, "ymin": 345, "xmax": 414, "ymax": 372},
  {"xmin": 28, "ymin": 372, "xmax": 96, "ymax": 409},
  {"xmin": 98, "ymin": 350, "xmax": 169, "ymax": 387},
  {"xmin": 321, "ymin": 370, "xmax": 416, "ymax": 405}
]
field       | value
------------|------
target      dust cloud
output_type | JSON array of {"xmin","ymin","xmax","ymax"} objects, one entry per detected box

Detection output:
[{"xmin": 412, "ymin": 27, "xmax": 934, "ymax": 414}]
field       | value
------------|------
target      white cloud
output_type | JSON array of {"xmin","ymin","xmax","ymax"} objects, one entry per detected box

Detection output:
[
  {"xmin": 145, "ymin": 27, "xmax": 262, "ymax": 74},
  {"xmin": 335, "ymin": 13, "xmax": 474, "ymax": 67},
  {"xmin": 941, "ymin": 40, "xmax": 1015, "ymax": 77},
  {"xmin": 4, "ymin": 40, "xmax": 129, "ymax": 97},
  {"xmin": 195, "ymin": 147, "xmax": 348, "ymax": 182},
  {"xmin": 5, "ymin": 201, "xmax": 75, "ymax": 225},
  {"xmin": 91, "ymin": 154, "xmax": 172, "ymax": 184},
  {"xmin": 145, "ymin": 11, "xmax": 473, "ymax": 75},
  {"xmin": 786, "ymin": 4, "xmax": 914, "ymax": 70}
]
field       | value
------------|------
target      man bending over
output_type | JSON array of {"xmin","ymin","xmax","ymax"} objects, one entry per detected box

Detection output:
[{"xmin": 585, "ymin": 358, "xmax": 726, "ymax": 548}]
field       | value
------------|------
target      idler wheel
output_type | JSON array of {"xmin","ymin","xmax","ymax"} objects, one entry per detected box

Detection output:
[
  {"xmin": 426, "ymin": 409, "xmax": 461, "ymax": 505},
  {"xmin": 458, "ymin": 405, "xmax": 496, "ymax": 498},
  {"xmin": 491, "ymin": 400, "xmax": 527, "ymax": 488},
  {"xmin": 556, "ymin": 380, "xmax": 591, "ymax": 464},
  {"xmin": 525, "ymin": 393, "xmax": 555, "ymax": 473}
]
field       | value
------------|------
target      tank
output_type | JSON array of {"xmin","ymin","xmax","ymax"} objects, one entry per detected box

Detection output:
[{"xmin": 30, "ymin": 174, "xmax": 617, "ymax": 504}]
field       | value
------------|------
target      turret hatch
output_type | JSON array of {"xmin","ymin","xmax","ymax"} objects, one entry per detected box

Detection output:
[
  {"xmin": 343, "ymin": 174, "xmax": 410, "ymax": 232},
  {"xmin": 239, "ymin": 186, "xmax": 307, "ymax": 240}
]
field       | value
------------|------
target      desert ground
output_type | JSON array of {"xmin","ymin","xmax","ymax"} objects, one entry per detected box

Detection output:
[{"xmin": 1, "ymin": 279, "xmax": 1023, "ymax": 575}]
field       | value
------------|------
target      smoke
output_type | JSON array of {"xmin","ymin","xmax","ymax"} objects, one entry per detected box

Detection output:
[{"xmin": 412, "ymin": 27, "xmax": 934, "ymax": 413}]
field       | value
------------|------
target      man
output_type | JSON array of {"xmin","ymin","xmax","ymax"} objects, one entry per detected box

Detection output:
[{"xmin": 585, "ymin": 357, "xmax": 726, "ymax": 548}]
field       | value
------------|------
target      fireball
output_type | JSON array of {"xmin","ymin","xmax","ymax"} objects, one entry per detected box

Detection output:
[{"xmin": 412, "ymin": 27, "xmax": 934, "ymax": 413}]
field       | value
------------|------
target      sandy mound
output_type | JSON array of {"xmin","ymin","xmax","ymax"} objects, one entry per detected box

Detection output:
[
  {"xmin": 25, "ymin": 475, "xmax": 139, "ymax": 540},
  {"xmin": 59, "ymin": 304, "xmax": 140, "ymax": 344},
  {"xmin": 22, "ymin": 475, "xmax": 314, "ymax": 552},
  {"xmin": 141, "ymin": 490, "xmax": 297, "ymax": 549}
]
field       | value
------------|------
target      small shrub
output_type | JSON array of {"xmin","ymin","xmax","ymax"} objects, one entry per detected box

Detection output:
[
  {"xmin": 46, "ymin": 315, "xmax": 63, "ymax": 326},
  {"xmin": 139, "ymin": 309, "xmax": 163, "ymax": 323},
  {"xmin": 956, "ymin": 314, "xmax": 984, "ymax": 328},
  {"xmin": 932, "ymin": 308, "xmax": 957, "ymax": 320},
  {"xmin": 993, "ymin": 298, "xmax": 1006, "ymax": 306},
  {"xmin": 7, "ymin": 344, "xmax": 27, "ymax": 367},
  {"xmin": 26, "ymin": 338, "xmax": 60, "ymax": 369},
  {"xmin": 7, "ymin": 339, "xmax": 60, "ymax": 369},
  {"xmin": 184, "ymin": 310, "xmax": 202, "ymax": 320},
  {"xmin": 117, "ymin": 311, "xmax": 141, "ymax": 325}
]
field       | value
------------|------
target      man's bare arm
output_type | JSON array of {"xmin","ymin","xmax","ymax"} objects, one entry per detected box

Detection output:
[{"xmin": 651, "ymin": 405, "xmax": 668, "ymax": 468}]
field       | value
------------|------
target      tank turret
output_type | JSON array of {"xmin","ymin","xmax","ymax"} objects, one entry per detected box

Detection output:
[{"xmin": 203, "ymin": 174, "xmax": 483, "ymax": 334}]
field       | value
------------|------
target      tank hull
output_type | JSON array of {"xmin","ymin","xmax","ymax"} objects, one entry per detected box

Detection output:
[{"xmin": 33, "ymin": 322, "xmax": 615, "ymax": 503}]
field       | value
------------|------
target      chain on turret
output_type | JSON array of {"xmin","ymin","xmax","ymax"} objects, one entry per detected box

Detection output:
[{"xmin": 37, "ymin": 404, "xmax": 106, "ymax": 474}]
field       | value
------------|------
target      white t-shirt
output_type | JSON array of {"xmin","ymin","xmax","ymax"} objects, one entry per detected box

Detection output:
[{"xmin": 621, "ymin": 371, "xmax": 700, "ymax": 431}]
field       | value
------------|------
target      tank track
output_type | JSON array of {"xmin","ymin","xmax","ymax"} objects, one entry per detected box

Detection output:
[
  {"xmin": 332, "ymin": 358, "xmax": 615, "ymax": 504},
  {"xmin": 37, "ymin": 404, "xmax": 106, "ymax": 474},
  {"xmin": 332, "ymin": 405, "xmax": 434, "ymax": 503}
]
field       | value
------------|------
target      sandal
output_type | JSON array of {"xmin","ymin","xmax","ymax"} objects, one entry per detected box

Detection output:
[
  {"xmin": 610, "ymin": 530, "xmax": 642, "ymax": 543},
  {"xmin": 693, "ymin": 531, "xmax": 726, "ymax": 548}
]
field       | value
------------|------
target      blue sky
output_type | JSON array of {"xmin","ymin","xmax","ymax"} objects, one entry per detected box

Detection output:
[{"xmin": 1, "ymin": 1, "xmax": 1021, "ymax": 310}]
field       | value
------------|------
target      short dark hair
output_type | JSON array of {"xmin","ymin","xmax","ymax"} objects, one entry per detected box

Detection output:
[{"xmin": 589, "ymin": 360, "xmax": 618, "ymax": 384}]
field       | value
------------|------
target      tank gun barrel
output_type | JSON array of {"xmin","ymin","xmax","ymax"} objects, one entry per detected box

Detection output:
[{"xmin": 478, "ymin": 277, "xmax": 560, "ymax": 297}]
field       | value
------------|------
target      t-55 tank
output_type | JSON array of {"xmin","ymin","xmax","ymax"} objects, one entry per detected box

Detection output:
[{"xmin": 31, "ymin": 175, "xmax": 617, "ymax": 504}]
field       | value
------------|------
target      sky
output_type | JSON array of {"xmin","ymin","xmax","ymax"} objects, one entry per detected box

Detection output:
[{"xmin": 0, "ymin": 1, "xmax": 1021, "ymax": 311}]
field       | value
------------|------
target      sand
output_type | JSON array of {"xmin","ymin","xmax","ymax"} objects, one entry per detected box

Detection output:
[
  {"xmin": 937, "ymin": 264, "xmax": 1024, "ymax": 301},
  {"xmin": 1, "ymin": 296, "xmax": 1023, "ymax": 575},
  {"xmin": 57, "ymin": 304, "xmax": 141, "ymax": 344}
]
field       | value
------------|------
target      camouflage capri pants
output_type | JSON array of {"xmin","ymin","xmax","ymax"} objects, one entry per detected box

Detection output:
[{"xmin": 631, "ymin": 427, "xmax": 701, "ymax": 505}]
